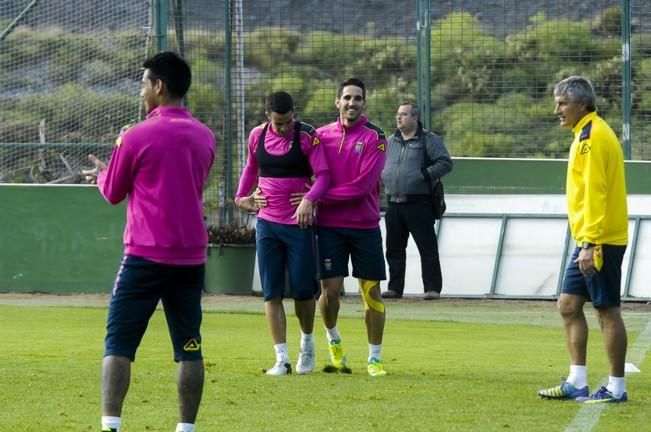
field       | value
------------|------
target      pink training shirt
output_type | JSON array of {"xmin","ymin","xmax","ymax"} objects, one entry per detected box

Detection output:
[
  {"xmin": 97, "ymin": 106, "xmax": 216, "ymax": 265},
  {"xmin": 235, "ymin": 120, "xmax": 329, "ymax": 225},
  {"xmin": 316, "ymin": 115, "xmax": 387, "ymax": 229}
]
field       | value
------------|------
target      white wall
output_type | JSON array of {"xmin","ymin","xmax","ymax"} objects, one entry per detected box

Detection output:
[{"xmin": 253, "ymin": 194, "xmax": 651, "ymax": 300}]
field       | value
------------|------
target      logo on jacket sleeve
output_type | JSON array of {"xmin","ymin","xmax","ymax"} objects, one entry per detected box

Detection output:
[
  {"xmin": 580, "ymin": 142, "xmax": 591, "ymax": 155},
  {"xmin": 376, "ymin": 142, "xmax": 386, "ymax": 152},
  {"xmin": 115, "ymin": 124, "xmax": 133, "ymax": 147}
]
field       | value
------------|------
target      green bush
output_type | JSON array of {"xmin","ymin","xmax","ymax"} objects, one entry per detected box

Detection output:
[
  {"xmin": 594, "ymin": 7, "xmax": 622, "ymax": 35},
  {"xmin": 244, "ymin": 27, "xmax": 302, "ymax": 68},
  {"xmin": 0, "ymin": 11, "xmax": 647, "ymax": 162},
  {"xmin": 15, "ymin": 84, "xmax": 139, "ymax": 143}
]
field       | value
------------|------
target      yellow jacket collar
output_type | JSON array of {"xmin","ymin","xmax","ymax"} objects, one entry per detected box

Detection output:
[{"xmin": 571, "ymin": 111, "xmax": 597, "ymax": 135}]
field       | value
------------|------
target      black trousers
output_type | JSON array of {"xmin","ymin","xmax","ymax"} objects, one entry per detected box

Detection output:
[{"xmin": 385, "ymin": 200, "xmax": 442, "ymax": 295}]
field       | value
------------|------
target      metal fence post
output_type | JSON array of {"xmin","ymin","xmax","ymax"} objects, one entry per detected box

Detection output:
[
  {"xmin": 153, "ymin": 0, "xmax": 169, "ymax": 52},
  {"xmin": 224, "ymin": 0, "xmax": 234, "ymax": 225},
  {"xmin": 621, "ymin": 0, "xmax": 632, "ymax": 160},
  {"xmin": 416, "ymin": 0, "xmax": 432, "ymax": 130}
]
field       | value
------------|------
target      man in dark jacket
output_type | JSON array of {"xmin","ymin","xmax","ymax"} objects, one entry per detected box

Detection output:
[{"xmin": 380, "ymin": 101, "xmax": 452, "ymax": 300}]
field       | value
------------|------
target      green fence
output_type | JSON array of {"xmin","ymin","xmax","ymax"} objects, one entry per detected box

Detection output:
[
  {"xmin": 2, "ymin": 158, "xmax": 650, "ymax": 294},
  {"xmin": 1, "ymin": 0, "xmax": 650, "ymax": 225}
]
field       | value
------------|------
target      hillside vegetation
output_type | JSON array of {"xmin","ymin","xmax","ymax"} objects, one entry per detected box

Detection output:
[{"xmin": 2, "ymin": 7, "xmax": 651, "ymax": 183}]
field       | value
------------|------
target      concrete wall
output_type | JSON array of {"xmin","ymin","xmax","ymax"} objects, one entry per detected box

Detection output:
[
  {"xmin": 0, "ymin": 185, "xmax": 125, "ymax": 293},
  {"xmin": 2, "ymin": 158, "xmax": 650, "ymax": 297}
]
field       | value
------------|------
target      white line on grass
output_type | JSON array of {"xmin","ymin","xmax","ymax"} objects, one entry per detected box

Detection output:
[{"xmin": 565, "ymin": 319, "xmax": 651, "ymax": 432}]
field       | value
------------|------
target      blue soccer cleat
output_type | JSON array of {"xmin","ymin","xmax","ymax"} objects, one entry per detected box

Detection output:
[
  {"xmin": 538, "ymin": 380, "xmax": 589, "ymax": 400},
  {"xmin": 581, "ymin": 386, "xmax": 628, "ymax": 404}
]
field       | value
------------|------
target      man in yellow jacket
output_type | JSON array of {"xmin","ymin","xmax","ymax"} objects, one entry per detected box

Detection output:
[{"xmin": 538, "ymin": 76, "xmax": 629, "ymax": 403}]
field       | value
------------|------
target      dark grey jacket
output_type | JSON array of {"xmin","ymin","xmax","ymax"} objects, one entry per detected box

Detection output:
[{"xmin": 381, "ymin": 123, "xmax": 452, "ymax": 202}]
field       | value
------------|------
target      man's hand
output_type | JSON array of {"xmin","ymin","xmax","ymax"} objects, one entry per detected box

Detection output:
[
  {"xmin": 253, "ymin": 187, "xmax": 267, "ymax": 209},
  {"xmin": 235, "ymin": 195, "xmax": 256, "ymax": 212},
  {"xmin": 575, "ymin": 247, "xmax": 596, "ymax": 277},
  {"xmin": 289, "ymin": 182, "xmax": 312, "ymax": 206},
  {"xmin": 292, "ymin": 198, "xmax": 314, "ymax": 229},
  {"xmin": 82, "ymin": 154, "xmax": 107, "ymax": 184},
  {"xmin": 236, "ymin": 188, "xmax": 266, "ymax": 212}
]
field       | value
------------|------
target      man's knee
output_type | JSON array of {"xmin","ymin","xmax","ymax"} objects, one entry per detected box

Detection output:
[
  {"xmin": 358, "ymin": 279, "xmax": 384, "ymax": 313},
  {"xmin": 557, "ymin": 294, "xmax": 584, "ymax": 320},
  {"xmin": 320, "ymin": 278, "xmax": 342, "ymax": 299}
]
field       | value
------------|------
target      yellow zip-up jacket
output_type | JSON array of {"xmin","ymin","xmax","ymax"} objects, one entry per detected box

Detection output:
[{"xmin": 566, "ymin": 111, "xmax": 628, "ymax": 246}]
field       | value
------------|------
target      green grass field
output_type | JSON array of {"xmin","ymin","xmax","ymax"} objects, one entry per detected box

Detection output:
[{"xmin": 0, "ymin": 294, "xmax": 649, "ymax": 431}]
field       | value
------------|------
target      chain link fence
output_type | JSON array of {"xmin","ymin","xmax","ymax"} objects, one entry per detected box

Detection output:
[{"xmin": 1, "ymin": 0, "xmax": 650, "ymax": 223}]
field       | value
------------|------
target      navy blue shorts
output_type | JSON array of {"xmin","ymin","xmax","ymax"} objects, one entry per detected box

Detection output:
[
  {"xmin": 317, "ymin": 227, "xmax": 386, "ymax": 281},
  {"xmin": 256, "ymin": 219, "xmax": 318, "ymax": 301},
  {"xmin": 561, "ymin": 245, "xmax": 626, "ymax": 308},
  {"xmin": 104, "ymin": 255, "xmax": 205, "ymax": 362}
]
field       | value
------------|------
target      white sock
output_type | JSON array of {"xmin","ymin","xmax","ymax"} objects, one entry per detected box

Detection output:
[
  {"xmin": 368, "ymin": 343, "xmax": 382, "ymax": 361},
  {"xmin": 273, "ymin": 343, "xmax": 289, "ymax": 362},
  {"xmin": 175, "ymin": 423, "xmax": 195, "ymax": 432},
  {"xmin": 300, "ymin": 332, "xmax": 314, "ymax": 350},
  {"xmin": 566, "ymin": 365, "xmax": 587, "ymax": 388},
  {"xmin": 325, "ymin": 326, "xmax": 341, "ymax": 342},
  {"xmin": 101, "ymin": 416, "xmax": 121, "ymax": 432},
  {"xmin": 607, "ymin": 376, "xmax": 626, "ymax": 397}
]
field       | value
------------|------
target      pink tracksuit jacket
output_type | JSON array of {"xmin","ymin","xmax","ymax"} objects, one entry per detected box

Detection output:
[
  {"xmin": 316, "ymin": 115, "xmax": 387, "ymax": 229},
  {"xmin": 235, "ymin": 120, "xmax": 329, "ymax": 225},
  {"xmin": 97, "ymin": 106, "xmax": 216, "ymax": 265}
]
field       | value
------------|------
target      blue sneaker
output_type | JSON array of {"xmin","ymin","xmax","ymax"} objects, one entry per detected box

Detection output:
[
  {"xmin": 538, "ymin": 380, "xmax": 589, "ymax": 400},
  {"xmin": 581, "ymin": 386, "xmax": 628, "ymax": 404}
]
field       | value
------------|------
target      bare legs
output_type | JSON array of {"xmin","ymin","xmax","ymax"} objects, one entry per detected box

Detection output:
[
  {"xmin": 265, "ymin": 297, "xmax": 316, "ymax": 344},
  {"xmin": 178, "ymin": 360, "xmax": 204, "ymax": 424},
  {"xmin": 102, "ymin": 355, "xmax": 131, "ymax": 416},
  {"xmin": 319, "ymin": 277, "xmax": 385, "ymax": 345},
  {"xmin": 558, "ymin": 293, "xmax": 628, "ymax": 377},
  {"xmin": 101, "ymin": 356, "xmax": 204, "ymax": 424}
]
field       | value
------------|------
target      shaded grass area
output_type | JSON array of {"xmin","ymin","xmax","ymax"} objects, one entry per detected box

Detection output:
[{"xmin": 0, "ymin": 298, "xmax": 649, "ymax": 431}]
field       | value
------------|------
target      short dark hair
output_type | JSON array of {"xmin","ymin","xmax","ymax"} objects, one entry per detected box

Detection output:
[
  {"xmin": 265, "ymin": 91, "xmax": 294, "ymax": 114},
  {"xmin": 337, "ymin": 78, "xmax": 366, "ymax": 99},
  {"xmin": 399, "ymin": 101, "xmax": 420, "ymax": 120},
  {"xmin": 142, "ymin": 51, "xmax": 192, "ymax": 99},
  {"xmin": 553, "ymin": 76, "xmax": 597, "ymax": 112}
]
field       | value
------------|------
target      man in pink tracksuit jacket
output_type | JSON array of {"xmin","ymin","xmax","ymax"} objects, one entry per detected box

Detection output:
[
  {"xmin": 235, "ymin": 91, "xmax": 329, "ymax": 376},
  {"xmin": 315, "ymin": 78, "xmax": 388, "ymax": 377},
  {"xmin": 86, "ymin": 52, "xmax": 215, "ymax": 432}
]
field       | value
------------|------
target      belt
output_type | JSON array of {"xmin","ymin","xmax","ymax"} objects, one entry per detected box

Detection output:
[{"xmin": 388, "ymin": 194, "xmax": 430, "ymax": 204}]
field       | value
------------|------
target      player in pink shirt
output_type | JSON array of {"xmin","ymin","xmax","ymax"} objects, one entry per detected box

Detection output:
[
  {"xmin": 235, "ymin": 91, "xmax": 329, "ymax": 376},
  {"xmin": 85, "ymin": 52, "xmax": 215, "ymax": 432},
  {"xmin": 316, "ymin": 78, "xmax": 388, "ymax": 377}
]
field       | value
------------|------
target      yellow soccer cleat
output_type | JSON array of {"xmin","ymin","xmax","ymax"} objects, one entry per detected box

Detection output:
[
  {"xmin": 367, "ymin": 357, "xmax": 386, "ymax": 377},
  {"xmin": 323, "ymin": 339, "xmax": 350, "ymax": 373}
]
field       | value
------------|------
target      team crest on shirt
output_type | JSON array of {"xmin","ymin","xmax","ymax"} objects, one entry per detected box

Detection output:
[
  {"xmin": 580, "ymin": 142, "xmax": 591, "ymax": 155},
  {"xmin": 354, "ymin": 141, "xmax": 364, "ymax": 154}
]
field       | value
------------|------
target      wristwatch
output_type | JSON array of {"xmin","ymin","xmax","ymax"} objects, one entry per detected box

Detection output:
[{"xmin": 581, "ymin": 242, "xmax": 595, "ymax": 249}]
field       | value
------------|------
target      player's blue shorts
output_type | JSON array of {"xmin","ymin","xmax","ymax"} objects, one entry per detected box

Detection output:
[
  {"xmin": 561, "ymin": 245, "xmax": 626, "ymax": 308},
  {"xmin": 104, "ymin": 255, "xmax": 204, "ymax": 362},
  {"xmin": 256, "ymin": 218, "xmax": 318, "ymax": 301},
  {"xmin": 317, "ymin": 226, "xmax": 386, "ymax": 281}
]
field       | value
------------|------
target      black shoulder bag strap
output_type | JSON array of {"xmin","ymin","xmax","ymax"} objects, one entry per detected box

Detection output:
[{"xmin": 421, "ymin": 134, "xmax": 446, "ymax": 219}]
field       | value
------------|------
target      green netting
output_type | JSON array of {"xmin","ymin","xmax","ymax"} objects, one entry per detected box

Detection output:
[{"xmin": 1, "ymin": 1, "xmax": 650, "ymax": 224}]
